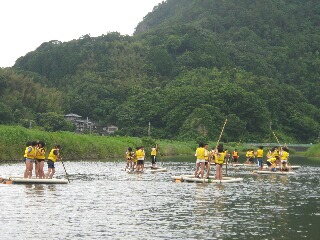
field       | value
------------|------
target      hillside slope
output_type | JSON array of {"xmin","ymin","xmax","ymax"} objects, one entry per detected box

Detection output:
[{"xmin": 6, "ymin": 0, "xmax": 320, "ymax": 142}]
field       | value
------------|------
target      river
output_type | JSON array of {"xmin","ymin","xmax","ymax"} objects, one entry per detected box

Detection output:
[{"xmin": 0, "ymin": 155, "xmax": 319, "ymax": 240}]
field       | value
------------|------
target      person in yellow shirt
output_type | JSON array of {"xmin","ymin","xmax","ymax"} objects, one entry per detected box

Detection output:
[
  {"xmin": 245, "ymin": 149, "xmax": 254, "ymax": 164},
  {"xmin": 194, "ymin": 142, "xmax": 206, "ymax": 178},
  {"xmin": 125, "ymin": 147, "xmax": 134, "ymax": 171},
  {"xmin": 215, "ymin": 144, "xmax": 225, "ymax": 180},
  {"xmin": 135, "ymin": 146, "xmax": 145, "ymax": 172},
  {"xmin": 24, "ymin": 141, "xmax": 37, "ymax": 178},
  {"xmin": 266, "ymin": 148, "xmax": 272, "ymax": 159},
  {"xmin": 132, "ymin": 147, "xmax": 139, "ymax": 171},
  {"xmin": 280, "ymin": 147, "xmax": 290, "ymax": 171},
  {"xmin": 35, "ymin": 141, "xmax": 46, "ymax": 179},
  {"xmin": 151, "ymin": 144, "xmax": 158, "ymax": 169},
  {"xmin": 232, "ymin": 149, "xmax": 239, "ymax": 165},
  {"xmin": 272, "ymin": 147, "xmax": 280, "ymax": 165},
  {"xmin": 45, "ymin": 145, "xmax": 61, "ymax": 179},
  {"xmin": 23, "ymin": 141, "xmax": 32, "ymax": 163},
  {"xmin": 266, "ymin": 157, "xmax": 277, "ymax": 171},
  {"xmin": 255, "ymin": 146, "xmax": 264, "ymax": 170}
]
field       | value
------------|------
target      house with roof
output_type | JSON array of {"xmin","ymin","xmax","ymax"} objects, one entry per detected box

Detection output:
[{"xmin": 64, "ymin": 113, "xmax": 118, "ymax": 135}]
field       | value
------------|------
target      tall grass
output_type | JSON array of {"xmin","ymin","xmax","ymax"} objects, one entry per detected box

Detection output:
[
  {"xmin": 0, "ymin": 125, "xmax": 196, "ymax": 161},
  {"xmin": 305, "ymin": 144, "xmax": 320, "ymax": 158},
  {"xmin": 2, "ymin": 125, "xmax": 303, "ymax": 161}
]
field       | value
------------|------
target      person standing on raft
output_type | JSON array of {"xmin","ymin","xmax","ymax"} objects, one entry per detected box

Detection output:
[
  {"xmin": 255, "ymin": 146, "xmax": 264, "ymax": 170},
  {"xmin": 232, "ymin": 149, "xmax": 239, "ymax": 165},
  {"xmin": 35, "ymin": 141, "xmax": 46, "ymax": 178},
  {"xmin": 24, "ymin": 141, "xmax": 38, "ymax": 178},
  {"xmin": 215, "ymin": 144, "xmax": 225, "ymax": 180},
  {"xmin": 151, "ymin": 144, "xmax": 158, "ymax": 169},
  {"xmin": 194, "ymin": 142, "xmax": 206, "ymax": 178},
  {"xmin": 135, "ymin": 146, "xmax": 145, "ymax": 172},
  {"xmin": 45, "ymin": 145, "xmax": 61, "ymax": 179}
]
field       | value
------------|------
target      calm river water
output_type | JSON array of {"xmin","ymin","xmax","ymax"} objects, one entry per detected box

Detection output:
[{"xmin": 0, "ymin": 155, "xmax": 319, "ymax": 240}]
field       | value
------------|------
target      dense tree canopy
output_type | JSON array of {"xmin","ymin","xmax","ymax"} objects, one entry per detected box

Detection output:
[{"xmin": 0, "ymin": 0, "xmax": 319, "ymax": 143}]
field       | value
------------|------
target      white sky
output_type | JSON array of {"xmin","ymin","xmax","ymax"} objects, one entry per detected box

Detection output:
[{"xmin": 0, "ymin": 0, "xmax": 164, "ymax": 67}]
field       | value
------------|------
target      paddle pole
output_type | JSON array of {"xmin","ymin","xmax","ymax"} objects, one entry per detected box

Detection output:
[
  {"xmin": 213, "ymin": 119, "xmax": 228, "ymax": 177},
  {"xmin": 270, "ymin": 123, "xmax": 289, "ymax": 171},
  {"xmin": 158, "ymin": 146, "xmax": 164, "ymax": 167},
  {"xmin": 61, "ymin": 159, "xmax": 70, "ymax": 183},
  {"xmin": 215, "ymin": 119, "xmax": 228, "ymax": 150}
]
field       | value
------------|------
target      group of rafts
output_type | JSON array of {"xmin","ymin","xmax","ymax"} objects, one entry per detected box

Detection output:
[
  {"xmin": 1, "ymin": 145, "xmax": 300, "ymax": 185},
  {"xmin": 171, "ymin": 162, "xmax": 299, "ymax": 183},
  {"xmin": 171, "ymin": 144, "xmax": 300, "ymax": 184}
]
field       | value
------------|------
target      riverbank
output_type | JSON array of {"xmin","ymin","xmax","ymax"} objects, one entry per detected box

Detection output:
[
  {"xmin": 0, "ymin": 125, "xmax": 319, "ymax": 161},
  {"xmin": 0, "ymin": 125, "xmax": 195, "ymax": 161},
  {"xmin": 304, "ymin": 143, "xmax": 320, "ymax": 158}
]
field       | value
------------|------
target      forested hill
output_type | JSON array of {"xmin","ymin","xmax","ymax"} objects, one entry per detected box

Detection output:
[{"xmin": 1, "ymin": 0, "xmax": 319, "ymax": 143}]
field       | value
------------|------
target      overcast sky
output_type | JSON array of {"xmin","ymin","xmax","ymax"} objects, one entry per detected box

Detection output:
[{"xmin": 0, "ymin": 0, "xmax": 164, "ymax": 67}]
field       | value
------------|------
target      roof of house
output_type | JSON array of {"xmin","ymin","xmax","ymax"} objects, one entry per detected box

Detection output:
[{"xmin": 65, "ymin": 113, "xmax": 82, "ymax": 118}]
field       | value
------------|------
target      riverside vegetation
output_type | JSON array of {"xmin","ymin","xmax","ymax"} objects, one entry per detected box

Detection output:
[{"xmin": 0, "ymin": 125, "xmax": 318, "ymax": 161}]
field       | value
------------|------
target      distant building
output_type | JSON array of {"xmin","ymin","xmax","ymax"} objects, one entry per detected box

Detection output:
[
  {"xmin": 65, "ymin": 113, "xmax": 82, "ymax": 121},
  {"xmin": 64, "ymin": 113, "xmax": 96, "ymax": 133},
  {"xmin": 64, "ymin": 113, "xmax": 117, "ymax": 135},
  {"xmin": 102, "ymin": 125, "xmax": 119, "ymax": 135}
]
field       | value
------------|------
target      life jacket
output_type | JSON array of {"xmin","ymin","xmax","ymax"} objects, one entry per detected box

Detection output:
[
  {"xmin": 216, "ymin": 152, "xmax": 225, "ymax": 164},
  {"xmin": 256, "ymin": 149, "xmax": 263, "ymax": 158},
  {"xmin": 281, "ymin": 151, "xmax": 289, "ymax": 160},
  {"xmin": 267, "ymin": 151, "xmax": 272, "ymax": 158},
  {"xmin": 246, "ymin": 151, "xmax": 250, "ymax": 157},
  {"xmin": 136, "ymin": 149, "xmax": 145, "ymax": 160},
  {"xmin": 232, "ymin": 151, "xmax": 238, "ymax": 157},
  {"xmin": 26, "ymin": 146, "xmax": 36, "ymax": 159},
  {"xmin": 24, "ymin": 146, "xmax": 29, "ymax": 158},
  {"xmin": 48, "ymin": 148, "xmax": 59, "ymax": 162},
  {"xmin": 151, "ymin": 148, "xmax": 157, "ymax": 156},
  {"xmin": 267, "ymin": 157, "xmax": 277, "ymax": 164},
  {"xmin": 36, "ymin": 147, "xmax": 46, "ymax": 160},
  {"xmin": 204, "ymin": 149, "xmax": 209, "ymax": 161},
  {"xmin": 126, "ymin": 151, "xmax": 133, "ymax": 160},
  {"xmin": 196, "ymin": 147, "xmax": 205, "ymax": 159}
]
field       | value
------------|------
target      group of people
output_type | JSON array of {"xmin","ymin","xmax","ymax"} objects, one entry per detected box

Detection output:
[
  {"xmin": 194, "ymin": 143, "xmax": 227, "ymax": 180},
  {"xmin": 238, "ymin": 146, "xmax": 290, "ymax": 171},
  {"xmin": 23, "ymin": 141, "xmax": 61, "ymax": 179},
  {"xmin": 124, "ymin": 144, "xmax": 159, "ymax": 172},
  {"xmin": 194, "ymin": 143, "xmax": 291, "ymax": 179}
]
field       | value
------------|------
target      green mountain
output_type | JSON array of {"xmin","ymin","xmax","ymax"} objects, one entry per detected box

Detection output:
[{"xmin": 1, "ymin": 0, "xmax": 319, "ymax": 143}]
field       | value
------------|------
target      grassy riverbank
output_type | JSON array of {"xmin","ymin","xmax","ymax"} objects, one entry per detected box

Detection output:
[
  {"xmin": 304, "ymin": 144, "xmax": 320, "ymax": 158},
  {"xmin": 0, "ymin": 125, "xmax": 195, "ymax": 161},
  {"xmin": 1, "ymin": 125, "xmax": 318, "ymax": 161}
]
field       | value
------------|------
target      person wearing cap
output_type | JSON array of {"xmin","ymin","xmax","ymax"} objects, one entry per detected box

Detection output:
[{"xmin": 45, "ymin": 145, "xmax": 61, "ymax": 179}]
